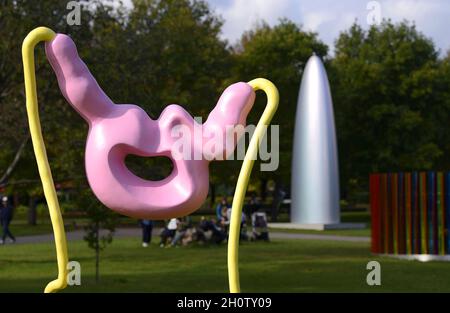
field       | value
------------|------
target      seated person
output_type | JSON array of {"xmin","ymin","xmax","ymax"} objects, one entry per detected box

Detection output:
[
  {"xmin": 159, "ymin": 218, "xmax": 179, "ymax": 247},
  {"xmin": 251, "ymin": 210, "xmax": 269, "ymax": 241},
  {"xmin": 225, "ymin": 207, "xmax": 248, "ymax": 241},
  {"xmin": 198, "ymin": 217, "xmax": 226, "ymax": 244},
  {"xmin": 170, "ymin": 216, "xmax": 194, "ymax": 247},
  {"xmin": 215, "ymin": 197, "xmax": 230, "ymax": 223}
]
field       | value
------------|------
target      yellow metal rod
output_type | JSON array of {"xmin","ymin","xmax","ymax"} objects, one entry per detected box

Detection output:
[
  {"xmin": 227, "ymin": 78, "xmax": 279, "ymax": 293},
  {"xmin": 22, "ymin": 27, "xmax": 68, "ymax": 293}
]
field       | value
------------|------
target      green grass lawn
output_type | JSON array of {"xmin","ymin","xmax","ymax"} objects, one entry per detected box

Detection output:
[
  {"xmin": 268, "ymin": 227, "xmax": 370, "ymax": 237},
  {"xmin": 267, "ymin": 211, "xmax": 371, "ymax": 236},
  {"xmin": 273, "ymin": 211, "xmax": 371, "ymax": 224},
  {"xmin": 8, "ymin": 211, "xmax": 371, "ymax": 237},
  {"xmin": 9, "ymin": 219, "xmax": 371, "ymax": 238},
  {"xmin": 9, "ymin": 219, "xmax": 78, "ymax": 237},
  {"xmin": 1, "ymin": 238, "xmax": 450, "ymax": 293}
]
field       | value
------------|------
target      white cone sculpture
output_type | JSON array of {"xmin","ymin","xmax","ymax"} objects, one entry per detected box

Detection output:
[{"xmin": 291, "ymin": 54, "xmax": 340, "ymax": 227}]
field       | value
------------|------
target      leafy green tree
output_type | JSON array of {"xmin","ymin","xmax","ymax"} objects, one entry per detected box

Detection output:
[
  {"xmin": 222, "ymin": 19, "xmax": 328, "ymax": 207},
  {"xmin": 434, "ymin": 51, "xmax": 450, "ymax": 170},
  {"xmin": 101, "ymin": 0, "xmax": 233, "ymax": 206},
  {"xmin": 0, "ymin": 0, "xmax": 101, "ymax": 222},
  {"xmin": 330, "ymin": 20, "xmax": 443, "ymax": 201},
  {"xmin": 1, "ymin": 0, "xmax": 232, "ymax": 215},
  {"xmin": 3, "ymin": 0, "xmax": 448, "ymax": 220},
  {"xmin": 76, "ymin": 188, "xmax": 118, "ymax": 283}
]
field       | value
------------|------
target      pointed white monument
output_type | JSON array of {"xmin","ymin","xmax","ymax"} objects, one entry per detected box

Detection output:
[{"xmin": 270, "ymin": 54, "xmax": 364, "ymax": 230}]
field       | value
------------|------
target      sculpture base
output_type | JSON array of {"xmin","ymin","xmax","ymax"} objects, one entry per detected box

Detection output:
[
  {"xmin": 375, "ymin": 254, "xmax": 450, "ymax": 262},
  {"xmin": 268, "ymin": 222, "xmax": 366, "ymax": 231}
]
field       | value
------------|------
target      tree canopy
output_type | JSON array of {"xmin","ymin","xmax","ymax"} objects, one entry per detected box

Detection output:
[
  {"xmin": 0, "ymin": 0, "xmax": 449, "ymax": 211},
  {"xmin": 330, "ymin": 21, "xmax": 447, "ymax": 198}
]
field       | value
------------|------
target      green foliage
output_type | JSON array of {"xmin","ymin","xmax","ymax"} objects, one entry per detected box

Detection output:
[
  {"xmin": 330, "ymin": 20, "xmax": 445, "ymax": 197},
  {"xmin": 434, "ymin": 51, "xmax": 450, "ymax": 169},
  {"xmin": 0, "ymin": 0, "xmax": 232, "ymax": 194},
  {"xmin": 76, "ymin": 187, "xmax": 118, "ymax": 282},
  {"xmin": 1, "ymin": 1, "xmax": 449, "ymax": 208},
  {"xmin": 223, "ymin": 19, "xmax": 328, "ymax": 185},
  {"xmin": 0, "ymin": 0, "xmax": 108, "ymax": 194},
  {"xmin": 79, "ymin": 188, "xmax": 117, "ymax": 252}
]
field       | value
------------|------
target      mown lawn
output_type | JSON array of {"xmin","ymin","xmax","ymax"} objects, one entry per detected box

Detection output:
[
  {"xmin": 8, "ymin": 220, "xmax": 79, "ymax": 237},
  {"xmin": 0, "ymin": 238, "xmax": 449, "ymax": 293},
  {"xmin": 8, "ymin": 211, "xmax": 371, "ymax": 237},
  {"xmin": 268, "ymin": 227, "xmax": 370, "ymax": 237}
]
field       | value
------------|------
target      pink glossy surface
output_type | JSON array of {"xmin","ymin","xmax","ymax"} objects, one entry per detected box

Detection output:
[{"xmin": 45, "ymin": 34, "xmax": 255, "ymax": 219}]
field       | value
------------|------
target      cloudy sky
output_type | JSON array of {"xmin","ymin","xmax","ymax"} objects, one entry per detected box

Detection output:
[{"xmin": 205, "ymin": 0, "xmax": 450, "ymax": 55}]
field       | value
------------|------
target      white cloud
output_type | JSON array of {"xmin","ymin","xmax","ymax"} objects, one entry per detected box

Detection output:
[
  {"xmin": 303, "ymin": 11, "xmax": 334, "ymax": 31},
  {"xmin": 381, "ymin": 0, "xmax": 450, "ymax": 53},
  {"xmin": 213, "ymin": 0, "xmax": 295, "ymax": 44},
  {"xmin": 208, "ymin": 0, "xmax": 450, "ymax": 55},
  {"xmin": 383, "ymin": 0, "xmax": 441, "ymax": 20}
]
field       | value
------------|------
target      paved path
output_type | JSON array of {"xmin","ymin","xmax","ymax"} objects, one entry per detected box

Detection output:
[
  {"xmin": 269, "ymin": 232, "xmax": 369, "ymax": 242},
  {"xmin": 11, "ymin": 228, "xmax": 369, "ymax": 245}
]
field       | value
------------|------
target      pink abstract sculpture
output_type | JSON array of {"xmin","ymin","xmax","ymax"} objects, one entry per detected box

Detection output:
[{"xmin": 45, "ymin": 34, "xmax": 256, "ymax": 219}]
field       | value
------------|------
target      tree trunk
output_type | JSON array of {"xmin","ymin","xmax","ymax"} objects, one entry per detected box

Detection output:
[
  {"xmin": 0, "ymin": 135, "xmax": 30, "ymax": 186},
  {"xmin": 13, "ymin": 193, "xmax": 19, "ymax": 207},
  {"xmin": 209, "ymin": 183, "xmax": 216, "ymax": 208},
  {"xmin": 28, "ymin": 196, "xmax": 37, "ymax": 226},
  {"xmin": 271, "ymin": 180, "xmax": 284, "ymax": 222},
  {"xmin": 260, "ymin": 178, "xmax": 267, "ymax": 201}
]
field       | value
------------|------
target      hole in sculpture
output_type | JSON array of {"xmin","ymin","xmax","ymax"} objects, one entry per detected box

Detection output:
[{"xmin": 125, "ymin": 155, "xmax": 174, "ymax": 181}]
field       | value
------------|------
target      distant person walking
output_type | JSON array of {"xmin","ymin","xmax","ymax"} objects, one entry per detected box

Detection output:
[
  {"xmin": 141, "ymin": 219, "xmax": 153, "ymax": 247},
  {"xmin": 0, "ymin": 196, "xmax": 15, "ymax": 244}
]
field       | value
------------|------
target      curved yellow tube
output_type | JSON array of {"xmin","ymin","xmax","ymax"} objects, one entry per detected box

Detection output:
[
  {"xmin": 22, "ymin": 27, "xmax": 68, "ymax": 293},
  {"xmin": 228, "ymin": 78, "xmax": 279, "ymax": 293},
  {"xmin": 22, "ymin": 27, "xmax": 277, "ymax": 293}
]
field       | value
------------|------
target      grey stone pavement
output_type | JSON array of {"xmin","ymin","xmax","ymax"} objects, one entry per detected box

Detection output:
[{"xmin": 12, "ymin": 227, "xmax": 370, "ymax": 244}]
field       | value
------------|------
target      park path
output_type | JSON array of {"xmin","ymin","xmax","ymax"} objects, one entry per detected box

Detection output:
[{"xmin": 11, "ymin": 227, "xmax": 369, "ymax": 244}]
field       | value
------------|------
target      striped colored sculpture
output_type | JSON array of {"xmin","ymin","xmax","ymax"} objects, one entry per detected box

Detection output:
[{"xmin": 370, "ymin": 172, "xmax": 450, "ymax": 255}]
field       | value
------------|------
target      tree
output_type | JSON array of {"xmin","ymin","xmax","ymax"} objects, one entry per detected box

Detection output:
[
  {"xmin": 0, "ymin": 0, "xmax": 100, "ymax": 222},
  {"xmin": 330, "ymin": 20, "xmax": 443, "ymax": 201},
  {"xmin": 0, "ymin": 0, "xmax": 231, "ymax": 216},
  {"xmin": 222, "ymin": 19, "xmax": 328, "ymax": 209},
  {"xmin": 434, "ymin": 51, "xmax": 450, "ymax": 170},
  {"xmin": 77, "ymin": 188, "xmax": 118, "ymax": 283},
  {"xmin": 97, "ymin": 0, "xmax": 233, "ymax": 207}
]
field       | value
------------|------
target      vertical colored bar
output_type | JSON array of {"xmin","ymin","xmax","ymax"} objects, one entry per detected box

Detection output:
[
  {"xmin": 427, "ymin": 172, "xmax": 436, "ymax": 254},
  {"xmin": 427, "ymin": 172, "xmax": 432, "ymax": 254},
  {"xmin": 370, "ymin": 174, "xmax": 382, "ymax": 253},
  {"xmin": 370, "ymin": 173, "xmax": 375, "ymax": 252},
  {"xmin": 412, "ymin": 172, "xmax": 416, "ymax": 254},
  {"xmin": 444, "ymin": 172, "xmax": 450, "ymax": 254},
  {"xmin": 398, "ymin": 172, "xmax": 406, "ymax": 254},
  {"xmin": 420, "ymin": 172, "xmax": 428, "ymax": 254},
  {"xmin": 433, "ymin": 172, "xmax": 439, "ymax": 254},
  {"xmin": 437, "ymin": 172, "xmax": 445, "ymax": 255},
  {"xmin": 387, "ymin": 173, "xmax": 393, "ymax": 254},
  {"xmin": 392, "ymin": 173, "xmax": 398, "ymax": 254},
  {"xmin": 412, "ymin": 172, "xmax": 420, "ymax": 254},
  {"xmin": 405, "ymin": 172, "xmax": 412, "ymax": 255},
  {"xmin": 380, "ymin": 174, "xmax": 387, "ymax": 253},
  {"xmin": 442, "ymin": 172, "xmax": 446, "ymax": 254}
]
